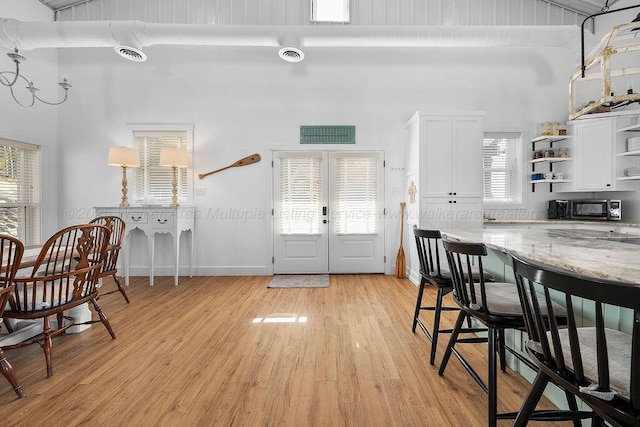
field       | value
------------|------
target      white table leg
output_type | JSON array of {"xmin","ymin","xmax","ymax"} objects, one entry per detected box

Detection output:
[
  {"xmin": 124, "ymin": 233, "xmax": 130, "ymax": 287},
  {"xmin": 189, "ymin": 230, "xmax": 194, "ymax": 278},
  {"xmin": 174, "ymin": 232, "xmax": 180, "ymax": 286},
  {"xmin": 66, "ymin": 303, "xmax": 92, "ymax": 333},
  {"xmin": 149, "ymin": 233, "xmax": 155, "ymax": 286}
]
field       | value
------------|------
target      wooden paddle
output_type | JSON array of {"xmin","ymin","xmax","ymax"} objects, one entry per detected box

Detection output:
[
  {"xmin": 198, "ymin": 154, "xmax": 261, "ymax": 179},
  {"xmin": 395, "ymin": 202, "xmax": 406, "ymax": 279}
]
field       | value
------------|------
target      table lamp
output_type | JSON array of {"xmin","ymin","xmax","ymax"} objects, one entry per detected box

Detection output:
[
  {"xmin": 108, "ymin": 146, "xmax": 140, "ymax": 207},
  {"xmin": 159, "ymin": 147, "xmax": 189, "ymax": 207}
]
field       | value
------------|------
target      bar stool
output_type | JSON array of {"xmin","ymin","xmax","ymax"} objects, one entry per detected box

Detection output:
[
  {"xmin": 438, "ymin": 237, "xmax": 577, "ymax": 427},
  {"xmin": 411, "ymin": 227, "xmax": 460, "ymax": 365},
  {"xmin": 512, "ymin": 253, "xmax": 640, "ymax": 426}
]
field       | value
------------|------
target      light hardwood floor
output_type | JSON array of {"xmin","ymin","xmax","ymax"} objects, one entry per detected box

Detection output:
[{"xmin": 0, "ymin": 275, "xmax": 564, "ymax": 426}]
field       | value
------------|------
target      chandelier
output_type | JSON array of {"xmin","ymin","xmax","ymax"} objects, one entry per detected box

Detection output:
[{"xmin": 0, "ymin": 48, "xmax": 71, "ymax": 107}]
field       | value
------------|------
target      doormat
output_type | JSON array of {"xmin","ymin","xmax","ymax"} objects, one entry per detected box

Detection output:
[{"xmin": 268, "ymin": 274, "xmax": 330, "ymax": 288}]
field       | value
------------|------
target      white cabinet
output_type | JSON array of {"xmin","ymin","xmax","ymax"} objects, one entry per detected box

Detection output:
[
  {"xmin": 404, "ymin": 111, "xmax": 484, "ymax": 230},
  {"xmin": 573, "ymin": 118, "xmax": 615, "ymax": 191},
  {"xmin": 94, "ymin": 206, "xmax": 195, "ymax": 286},
  {"xmin": 561, "ymin": 113, "xmax": 638, "ymax": 192},
  {"xmin": 422, "ymin": 197, "xmax": 483, "ymax": 230}
]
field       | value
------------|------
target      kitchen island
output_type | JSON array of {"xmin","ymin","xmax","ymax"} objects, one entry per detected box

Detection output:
[
  {"xmin": 440, "ymin": 226, "xmax": 640, "ymax": 411},
  {"xmin": 442, "ymin": 227, "xmax": 640, "ymax": 285}
]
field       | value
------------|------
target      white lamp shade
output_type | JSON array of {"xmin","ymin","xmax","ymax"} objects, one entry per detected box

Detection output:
[
  {"xmin": 159, "ymin": 148, "xmax": 189, "ymax": 168},
  {"xmin": 108, "ymin": 146, "xmax": 140, "ymax": 167}
]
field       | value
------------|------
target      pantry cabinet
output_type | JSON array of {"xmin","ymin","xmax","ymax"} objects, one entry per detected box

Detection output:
[{"xmin": 404, "ymin": 111, "xmax": 484, "ymax": 229}]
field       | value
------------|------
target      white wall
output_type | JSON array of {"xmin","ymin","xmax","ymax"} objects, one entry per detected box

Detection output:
[
  {"xmin": 54, "ymin": 41, "xmax": 576, "ymax": 275},
  {"xmin": 1, "ymin": 1, "xmax": 60, "ymax": 239}
]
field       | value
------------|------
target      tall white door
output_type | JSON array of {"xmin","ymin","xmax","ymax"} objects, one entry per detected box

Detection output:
[{"xmin": 273, "ymin": 151, "xmax": 384, "ymax": 274}]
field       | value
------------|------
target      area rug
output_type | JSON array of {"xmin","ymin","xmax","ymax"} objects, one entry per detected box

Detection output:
[{"xmin": 268, "ymin": 274, "xmax": 330, "ymax": 288}]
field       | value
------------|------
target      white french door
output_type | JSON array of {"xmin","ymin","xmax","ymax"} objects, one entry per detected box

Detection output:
[{"xmin": 273, "ymin": 151, "xmax": 384, "ymax": 274}]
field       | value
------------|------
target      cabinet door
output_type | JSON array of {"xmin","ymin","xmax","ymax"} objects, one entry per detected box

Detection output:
[
  {"xmin": 421, "ymin": 117, "xmax": 452, "ymax": 197},
  {"xmin": 574, "ymin": 119, "xmax": 614, "ymax": 191},
  {"xmin": 451, "ymin": 198, "xmax": 483, "ymax": 229},
  {"xmin": 420, "ymin": 197, "xmax": 453, "ymax": 230},
  {"xmin": 451, "ymin": 117, "xmax": 483, "ymax": 198}
]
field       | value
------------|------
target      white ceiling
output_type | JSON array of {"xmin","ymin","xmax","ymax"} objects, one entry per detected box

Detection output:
[{"xmin": 37, "ymin": 0, "xmax": 618, "ymax": 23}]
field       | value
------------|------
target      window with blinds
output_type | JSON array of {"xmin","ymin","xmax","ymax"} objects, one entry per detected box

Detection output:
[
  {"xmin": 0, "ymin": 139, "xmax": 40, "ymax": 245},
  {"xmin": 483, "ymin": 132, "xmax": 522, "ymax": 204},
  {"xmin": 278, "ymin": 155, "xmax": 322, "ymax": 235},
  {"xmin": 134, "ymin": 131, "xmax": 188, "ymax": 205},
  {"xmin": 334, "ymin": 154, "xmax": 380, "ymax": 234}
]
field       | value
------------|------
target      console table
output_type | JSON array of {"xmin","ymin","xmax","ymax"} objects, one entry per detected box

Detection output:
[{"xmin": 94, "ymin": 206, "xmax": 195, "ymax": 286}]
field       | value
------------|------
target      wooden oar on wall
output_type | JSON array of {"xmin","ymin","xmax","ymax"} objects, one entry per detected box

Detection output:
[
  {"xmin": 395, "ymin": 202, "xmax": 406, "ymax": 279},
  {"xmin": 198, "ymin": 154, "xmax": 261, "ymax": 179}
]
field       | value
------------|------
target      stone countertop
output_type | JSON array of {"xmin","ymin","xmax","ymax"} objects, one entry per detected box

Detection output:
[
  {"xmin": 483, "ymin": 219, "xmax": 640, "ymax": 228},
  {"xmin": 441, "ymin": 228, "xmax": 640, "ymax": 285}
]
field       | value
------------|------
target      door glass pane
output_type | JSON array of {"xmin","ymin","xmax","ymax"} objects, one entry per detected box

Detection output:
[
  {"xmin": 278, "ymin": 155, "xmax": 322, "ymax": 234},
  {"xmin": 334, "ymin": 154, "xmax": 379, "ymax": 234}
]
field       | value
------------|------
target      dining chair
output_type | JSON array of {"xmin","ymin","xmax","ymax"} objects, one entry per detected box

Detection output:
[
  {"xmin": 0, "ymin": 234, "xmax": 25, "ymax": 398},
  {"xmin": 2, "ymin": 224, "xmax": 116, "ymax": 378},
  {"xmin": 89, "ymin": 215, "xmax": 129, "ymax": 303},
  {"xmin": 512, "ymin": 253, "xmax": 640, "ymax": 427},
  {"xmin": 438, "ymin": 237, "xmax": 577, "ymax": 427}
]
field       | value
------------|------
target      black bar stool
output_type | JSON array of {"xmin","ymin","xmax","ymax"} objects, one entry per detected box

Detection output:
[
  {"xmin": 439, "ymin": 237, "xmax": 578, "ymax": 427},
  {"xmin": 411, "ymin": 227, "xmax": 460, "ymax": 365},
  {"xmin": 512, "ymin": 253, "xmax": 640, "ymax": 427}
]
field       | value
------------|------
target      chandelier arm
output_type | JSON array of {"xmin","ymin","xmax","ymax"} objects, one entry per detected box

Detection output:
[
  {"xmin": 8, "ymin": 83, "xmax": 36, "ymax": 108},
  {"xmin": 33, "ymin": 89, "xmax": 69, "ymax": 106},
  {"xmin": 0, "ymin": 61, "xmax": 20, "ymax": 87},
  {"xmin": 0, "ymin": 72, "xmax": 19, "ymax": 87}
]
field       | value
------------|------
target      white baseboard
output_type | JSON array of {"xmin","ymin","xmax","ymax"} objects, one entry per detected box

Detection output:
[{"xmin": 127, "ymin": 265, "xmax": 269, "ymax": 277}]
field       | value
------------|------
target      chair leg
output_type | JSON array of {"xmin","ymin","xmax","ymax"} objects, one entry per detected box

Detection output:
[
  {"xmin": 91, "ymin": 299, "xmax": 116, "ymax": 339},
  {"xmin": 487, "ymin": 327, "xmax": 498, "ymax": 427},
  {"xmin": 112, "ymin": 273, "xmax": 130, "ymax": 303},
  {"xmin": 0, "ymin": 349, "xmax": 24, "ymax": 398},
  {"xmin": 42, "ymin": 317, "xmax": 54, "ymax": 378},
  {"xmin": 513, "ymin": 370, "xmax": 551, "ymax": 427},
  {"xmin": 429, "ymin": 287, "xmax": 446, "ymax": 365},
  {"xmin": 564, "ymin": 391, "xmax": 582, "ymax": 427},
  {"xmin": 412, "ymin": 279, "xmax": 427, "ymax": 333},
  {"xmin": 438, "ymin": 311, "xmax": 466, "ymax": 376},
  {"xmin": 498, "ymin": 329, "xmax": 507, "ymax": 372}
]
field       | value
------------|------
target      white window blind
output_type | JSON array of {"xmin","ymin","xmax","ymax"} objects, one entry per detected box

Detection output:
[
  {"xmin": 0, "ymin": 139, "xmax": 40, "ymax": 245},
  {"xmin": 483, "ymin": 132, "xmax": 522, "ymax": 204},
  {"xmin": 334, "ymin": 154, "xmax": 379, "ymax": 234},
  {"xmin": 135, "ymin": 131, "xmax": 188, "ymax": 205},
  {"xmin": 278, "ymin": 155, "xmax": 322, "ymax": 235}
]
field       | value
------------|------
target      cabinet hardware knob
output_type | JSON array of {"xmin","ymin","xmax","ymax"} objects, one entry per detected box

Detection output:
[
  {"xmin": 157, "ymin": 219, "xmax": 168, "ymax": 224},
  {"xmin": 453, "ymin": 201, "xmax": 457, "ymax": 203}
]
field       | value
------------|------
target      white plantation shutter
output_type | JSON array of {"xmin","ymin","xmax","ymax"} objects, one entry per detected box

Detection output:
[
  {"xmin": 278, "ymin": 154, "xmax": 322, "ymax": 235},
  {"xmin": 334, "ymin": 154, "xmax": 379, "ymax": 234},
  {"xmin": 135, "ymin": 131, "xmax": 188, "ymax": 204},
  {"xmin": 0, "ymin": 139, "xmax": 40, "ymax": 245},
  {"xmin": 483, "ymin": 133, "xmax": 522, "ymax": 204}
]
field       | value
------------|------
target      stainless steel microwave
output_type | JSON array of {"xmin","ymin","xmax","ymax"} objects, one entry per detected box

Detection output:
[{"xmin": 570, "ymin": 199, "xmax": 621, "ymax": 221}]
